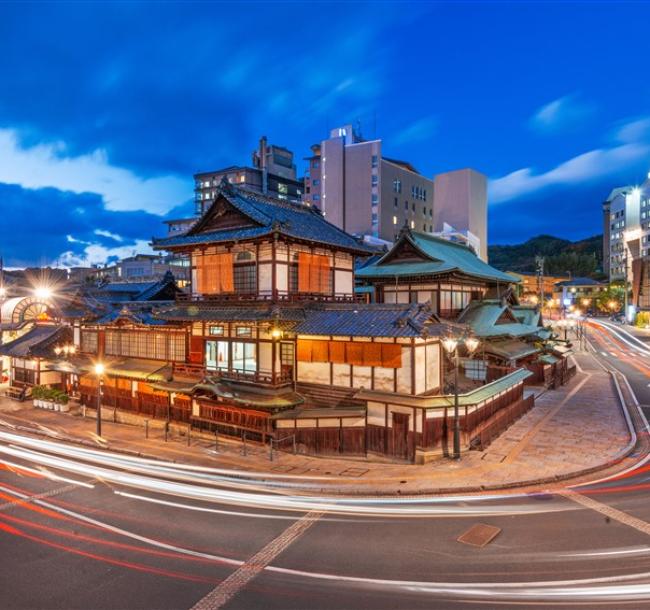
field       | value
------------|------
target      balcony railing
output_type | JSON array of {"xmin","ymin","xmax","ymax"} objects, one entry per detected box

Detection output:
[
  {"xmin": 214, "ymin": 368, "xmax": 294, "ymax": 388},
  {"xmin": 176, "ymin": 292, "xmax": 363, "ymax": 304}
]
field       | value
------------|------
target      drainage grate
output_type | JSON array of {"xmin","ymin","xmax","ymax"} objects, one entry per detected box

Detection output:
[{"xmin": 457, "ymin": 523, "xmax": 501, "ymax": 548}]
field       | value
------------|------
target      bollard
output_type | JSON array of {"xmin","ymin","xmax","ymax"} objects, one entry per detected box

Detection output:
[
  {"xmin": 164, "ymin": 422, "xmax": 168, "ymax": 442},
  {"xmin": 144, "ymin": 419, "xmax": 149, "ymax": 439},
  {"xmin": 293, "ymin": 435, "xmax": 297, "ymax": 455},
  {"xmin": 187, "ymin": 425, "xmax": 191, "ymax": 446},
  {"xmin": 214, "ymin": 430, "xmax": 219, "ymax": 453},
  {"xmin": 242, "ymin": 431, "xmax": 247, "ymax": 456},
  {"xmin": 269, "ymin": 439, "xmax": 274, "ymax": 462}
]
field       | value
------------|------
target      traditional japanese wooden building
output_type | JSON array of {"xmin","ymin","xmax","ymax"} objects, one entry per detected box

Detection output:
[{"xmin": 33, "ymin": 183, "xmax": 544, "ymax": 462}]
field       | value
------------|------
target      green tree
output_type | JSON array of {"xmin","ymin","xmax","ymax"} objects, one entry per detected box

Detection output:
[{"xmin": 595, "ymin": 283, "xmax": 625, "ymax": 313}]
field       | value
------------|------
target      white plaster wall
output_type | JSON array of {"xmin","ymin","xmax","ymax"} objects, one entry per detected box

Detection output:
[
  {"xmin": 396, "ymin": 346, "xmax": 412, "ymax": 393},
  {"xmin": 297, "ymin": 361, "xmax": 330, "ymax": 384},
  {"xmin": 334, "ymin": 270, "xmax": 353, "ymax": 295},
  {"xmin": 426, "ymin": 343, "xmax": 440, "ymax": 390},
  {"xmin": 353, "ymin": 365, "xmax": 371, "ymax": 390},
  {"xmin": 414, "ymin": 345, "xmax": 426, "ymax": 395},
  {"xmin": 332, "ymin": 363, "xmax": 351, "ymax": 387},
  {"xmin": 373, "ymin": 367, "xmax": 394, "ymax": 392}
]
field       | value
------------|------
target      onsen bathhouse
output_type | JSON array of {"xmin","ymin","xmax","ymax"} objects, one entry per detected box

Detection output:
[{"xmin": 28, "ymin": 182, "xmax": 570, "ymax": 462}]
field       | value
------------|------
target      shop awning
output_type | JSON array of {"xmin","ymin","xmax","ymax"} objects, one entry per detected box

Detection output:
[{"xmin": 484, "ymin": 339, "xmax": 539, "ymax": 361}]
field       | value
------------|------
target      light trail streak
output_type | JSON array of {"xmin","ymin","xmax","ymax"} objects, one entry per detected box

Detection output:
[{"xmin": 0, "ymin": 440, "xmax": 575, "ymax": 517}]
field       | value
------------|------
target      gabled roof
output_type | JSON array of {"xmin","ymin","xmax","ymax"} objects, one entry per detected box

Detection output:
[
  {"xmin": 457, "ymin": 300, "xmax": 545, "ymax": 339},
  {"xmin": 0, "ymin": 325, "xmax": 72, "ymax": 358},
  {"xmin": 152, "ymin": 182, "xmax": 371, "ymax": 254},
  {"xmin": 356, "ymin": 229, "xmax": 517, "ymax": 284},
  {"xmin": 94, "ymin": 304, "xmax": 169, "ymax": 326},
  {"xmin": 83, "ymin": 271, "xmax": 180, "ymax": 304}
]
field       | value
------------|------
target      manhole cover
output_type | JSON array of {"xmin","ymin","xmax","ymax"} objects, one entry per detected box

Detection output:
[{"xmin": 457, "ymin": 523, "xmax": 501, "ymax": 548}]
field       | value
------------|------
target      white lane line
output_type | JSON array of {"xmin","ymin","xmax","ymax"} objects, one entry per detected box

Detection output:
[
  {"xmin": 558, "ymin": 490, "xmax": 650, "ymax": 537},
  {"xmin": 191, "ymin": 510, "xmax": 324, "ymax": 610}
]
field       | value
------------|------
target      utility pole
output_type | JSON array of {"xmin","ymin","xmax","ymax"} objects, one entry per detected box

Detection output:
[{"xmin": 535, "ymin": 256, "xmax": 544, "ymax": 312}]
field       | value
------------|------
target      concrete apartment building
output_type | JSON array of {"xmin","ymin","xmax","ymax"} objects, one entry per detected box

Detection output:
[
  {"xmin": 303, "ymin": 124, "xmax": 488, "ymax": 260},
  {"xmin": 194, "ymin": 136, "xmax": 303, "ymax": 215}
]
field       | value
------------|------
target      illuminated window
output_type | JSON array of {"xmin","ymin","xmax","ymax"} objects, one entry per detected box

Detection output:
[
  {"xmin": 209, "ymin": 325, "xmax": 224, "ymax": 336},
  {"xmin": 393, "ymin": 216, "xmax": 397, "ymax": 225}
]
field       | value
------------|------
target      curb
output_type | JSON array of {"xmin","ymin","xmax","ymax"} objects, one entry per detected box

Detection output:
[{"xmin": 1, "ymin": 364, "xmax": 640, "ymax": 499}]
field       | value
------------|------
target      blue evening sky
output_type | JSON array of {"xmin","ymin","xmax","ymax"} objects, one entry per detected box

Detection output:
[{"xmin": 1, "ymin": 1, "xmax": 650, "ymax": 267}]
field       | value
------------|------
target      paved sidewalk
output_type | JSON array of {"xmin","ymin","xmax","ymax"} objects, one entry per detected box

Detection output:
[{"xmin": 0, "ymin": 351, "xmax": 635, "ymax": 495}]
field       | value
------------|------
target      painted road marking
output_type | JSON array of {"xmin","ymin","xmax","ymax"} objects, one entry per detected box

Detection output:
[
  {"xmin": 558, "ymin": 490, "xmax": 650, "ymax": 537},
  {"xmin": 191, "ymin": 509, "xmax": 324, "ymax": 610},
  {"xmin": 602, "ymin": 351, "xmax": 609, "ymax": 357},
  {"xmin": 0, "ymin": 480, "xmax": 92, "ymax": 512}
]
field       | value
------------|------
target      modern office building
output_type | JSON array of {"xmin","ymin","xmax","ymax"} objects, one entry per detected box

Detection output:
[
  {"xmin": 604, "ymin": 186, "xmax": 636, "ymax": 280},
  {"xmin": 303, "ymin": 125, "xmax": 434, "ymax": 242},
  {"xmin": 303, "ymin": 125, "xmax": 488, "ymax": 260},
  {"xmin": 194, "ymin": 136, "xmax": 303, "ymax": 215}
]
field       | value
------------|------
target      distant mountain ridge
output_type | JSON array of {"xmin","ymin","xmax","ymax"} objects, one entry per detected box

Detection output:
[{"xmin": 488, "ymin": 234, "xmax": 603, "ymax": 276}]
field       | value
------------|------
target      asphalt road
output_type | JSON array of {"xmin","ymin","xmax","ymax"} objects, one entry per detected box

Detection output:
[{"xmin": 3, "ymin": 323, "xmax": 650, "ymax": 610}]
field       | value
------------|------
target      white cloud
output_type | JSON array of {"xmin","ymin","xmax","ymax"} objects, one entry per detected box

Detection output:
[
  {"xmin": 57, "ymin": 239, "xmax": 155, "ymax": 268},
  {"xmin": 490, "ymin": 117, "xmax": 650, "ymax": 204},
  {"xmin": 393, "ymin": 117, "xmax": 437, "ymax": 146},
  {"xmin": 530, "ymin": 94, "xmax": 594, "ymax": 132},
  {"xmin": 0, "ymin": 129, "xmax": 190, "ymax": 214},
  {"xmin": 94, "ymin": 229, "xmax": 123, "ymax": 242},
  {"xmin": 615, "ymin": 117, "xmax": 650, "ymax": 144}
]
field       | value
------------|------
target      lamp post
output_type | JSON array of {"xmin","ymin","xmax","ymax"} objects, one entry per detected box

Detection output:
[
  {"xmin": 442, "ymin": 335, "xmax": 480, "ymax": 460},
  {"xmin": 94, "ymin": 363, "xmax": 104, "ymax": 438}
]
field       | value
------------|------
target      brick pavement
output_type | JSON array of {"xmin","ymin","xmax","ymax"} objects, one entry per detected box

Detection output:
[{"xmin": 0, "ymin": 351, "xmax": 635, "ymax": 495}]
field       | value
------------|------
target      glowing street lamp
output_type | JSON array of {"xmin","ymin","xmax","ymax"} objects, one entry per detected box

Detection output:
[
  {"xmin": 442, "ymin": 336, "xmax": 481, "ymax": 460},
  {"xmin": 34, "ymin": 286, "xmax": 52, "ymax": 300}
]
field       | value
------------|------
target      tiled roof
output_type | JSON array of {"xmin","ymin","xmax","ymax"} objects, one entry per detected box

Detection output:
[
  {"xmin": 356, "ymin": 229, "xmax": 517, "ymax": 284},
  {"xmin": 355, "ymin": 367, "xmax": 532, "ymax": 407},
  {"xmin": 154, "ymin": 302, "xmax": 306, "ymax": 324},
  {"xmin": 0, "ymin": 325, "xmax": 72, "ymax": 358},
  {"xmin": 94, "ymin": 305, "xmax": 169, "ymax": 326},
  {"xmin": 152, "ymin": 183, "xmax": 371, "ymax": 254},
  {"xmin": 294, "ymin": 303, "xmax": 455, "ymax": 338},
  {"xmin": 458, "ymin": 301, "xmax": 544, "ymax": 339},
  {"xmin": 555, "ymin": 277, "xmax": 603, "ymax": 287},
  {"xmin": 484, "ymin": 339, "xmax": 539, "ymax": 361}
]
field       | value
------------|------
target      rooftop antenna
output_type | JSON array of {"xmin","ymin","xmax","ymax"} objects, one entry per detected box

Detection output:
[{"xmin": 373, "ymin": 110, "xmax": 377, "ymax": 140}]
